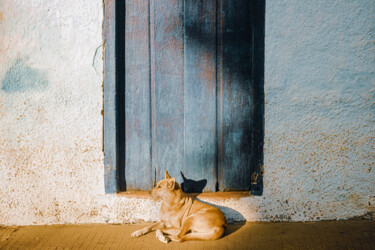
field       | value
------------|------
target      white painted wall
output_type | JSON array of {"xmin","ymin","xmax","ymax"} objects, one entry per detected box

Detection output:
[{"xmin": 0, "ymin": 0, "xmax": 374, "ymax": 225}]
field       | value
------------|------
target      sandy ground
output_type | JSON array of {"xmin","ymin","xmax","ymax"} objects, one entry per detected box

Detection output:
[{"xmin": 0, "ymin": 220, "xmax": 374, "ymax": 249}]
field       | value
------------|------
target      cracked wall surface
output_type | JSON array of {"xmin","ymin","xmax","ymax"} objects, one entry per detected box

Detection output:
[{"xmin": 0, "ymin": 0, "xmax": 374, "ymax": 225}]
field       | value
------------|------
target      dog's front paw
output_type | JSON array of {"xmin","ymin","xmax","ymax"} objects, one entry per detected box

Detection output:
[
  {"xmin": 131, "ymin": 230, "xmax": 144, "ymax": 237},
  {"xmin": 169, "ymin": 235, "xmax": 182, "ymax": 242},
  {"xmin": 156, "ymin": 229, "xmax": 170, "ymax": 243}
]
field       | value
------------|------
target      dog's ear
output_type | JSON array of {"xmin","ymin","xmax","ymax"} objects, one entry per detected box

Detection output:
[
  {"xmin": 165, "ymin": 170, "xmax": 171, "ymax": 179},
  {"xmin": 167, "ymin": 177, "xmax": 176, "ymax": 190}
]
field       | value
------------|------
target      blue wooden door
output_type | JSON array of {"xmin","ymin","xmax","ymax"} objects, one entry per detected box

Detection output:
[{"xmin": 114, "ymin": 0, "xmax": 264, "ymax": 193}]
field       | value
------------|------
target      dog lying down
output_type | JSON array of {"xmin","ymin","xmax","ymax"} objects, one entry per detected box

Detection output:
[{"xmin": 131, "ymin": 171, "xmax": 227, "ymax": 243}]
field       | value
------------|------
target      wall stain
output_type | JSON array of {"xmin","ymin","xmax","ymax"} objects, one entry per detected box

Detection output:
[{"xmin": 1, "ymin": 59, "xmax": 49, "ymax": 93}]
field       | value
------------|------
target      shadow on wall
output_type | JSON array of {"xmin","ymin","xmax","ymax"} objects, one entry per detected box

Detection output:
[{"xmin": 1, "ymin": 58, "xmax": 49, "ymax": 93}]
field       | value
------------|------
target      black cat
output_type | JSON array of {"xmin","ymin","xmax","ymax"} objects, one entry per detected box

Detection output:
[{"xmin": 180, "ymin": 172, "xmax": 207, "ymax": 193}]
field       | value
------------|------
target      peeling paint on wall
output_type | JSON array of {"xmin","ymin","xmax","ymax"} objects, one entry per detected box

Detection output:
[{"xmin": 92, "ymin": 44, "xmax": 103, "ymax": 76}]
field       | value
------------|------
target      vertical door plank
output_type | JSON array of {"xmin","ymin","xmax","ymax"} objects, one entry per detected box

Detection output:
[
  {"xmin": 249, "ymin": 0, "xmax": 265, "ymax": 195},
  {"xmin": 104, "ymin": 0, "xmax": 118, "ymax": 193},
  {"xmin": 124, "ymin": 0, "xmax": 152, "ymax": 190},
  {"xmin": 153, "ymin": 0, "xmax": 185, "ymax": 183},
  {"xmin": 217, "ymin": 0, "xmax": 252, "ymax": 191},
  {"xmin": 150, "ymin": 0, "xmax": 157, "ymax": 188},
  {"xmin": 184, "ymin": 0, "xmax": 217, "ymax": 192}
]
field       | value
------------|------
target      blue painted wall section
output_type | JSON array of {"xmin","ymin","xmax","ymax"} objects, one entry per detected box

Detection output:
[{"xmin": 264, "ymin": 0, "xmax": 375, "ymax": 212}]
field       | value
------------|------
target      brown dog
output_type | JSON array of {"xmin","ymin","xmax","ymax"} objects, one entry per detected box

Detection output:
[{"xmin": 131, "ymin": 171, "xmax": 227, "ymax": 243}]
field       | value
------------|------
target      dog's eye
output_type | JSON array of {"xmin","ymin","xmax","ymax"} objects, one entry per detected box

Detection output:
[{"xmin": 157, "ymin": 185, "xmax": 161, "ymax": 188}]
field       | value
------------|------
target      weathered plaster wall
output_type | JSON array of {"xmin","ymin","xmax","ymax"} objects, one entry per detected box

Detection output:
[
  {"xmin": 263, "ymin": 0, "xmax": 375, "ymax": 221},
  {"xmin": 0, "ymin": 0, "xmax": 374, "ymax": 225},
  {"xmin": 0, "ymin": 0, "xmax": 107, "ymax": 225}
]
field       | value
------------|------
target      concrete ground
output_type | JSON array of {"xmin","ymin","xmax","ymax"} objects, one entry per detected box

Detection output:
[{"xmin": 0, "ymin": 220, "xmax": 374, "ymax": 249}]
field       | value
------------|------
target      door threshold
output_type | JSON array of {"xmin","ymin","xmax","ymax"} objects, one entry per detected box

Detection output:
[{"xmin": 115, "ymin": 191, "xmax": 251, "ymax": 200}]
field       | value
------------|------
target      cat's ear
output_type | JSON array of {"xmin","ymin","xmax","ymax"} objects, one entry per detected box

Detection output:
[{"xmin": 181, "ymin": 172, "xmax": 187, "ymax": 181}]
